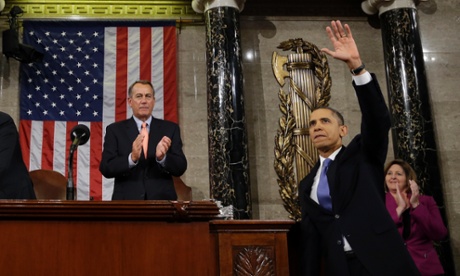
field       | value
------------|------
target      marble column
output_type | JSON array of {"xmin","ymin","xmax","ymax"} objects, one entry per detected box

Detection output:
[
  {"xmin": 362, "ymin": 0, "xmax": 455, "ymax": 274},
  {"xmin": 192, "ymin": 0, "xmax": 251, "ymax": 219}
]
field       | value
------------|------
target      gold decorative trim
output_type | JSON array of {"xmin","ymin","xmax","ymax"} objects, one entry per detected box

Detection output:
[{"xmin": 2, "ymin": 1, "xmax": 201, "ymax": 19}]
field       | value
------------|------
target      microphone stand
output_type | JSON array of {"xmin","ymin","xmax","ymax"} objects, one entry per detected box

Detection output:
[
  {"xmin": 66, "ymin": 143, "xmax": 78, "ymax": 200},
  {"xmin": 66, "ymin": 124, "xmax": 90, "ymax": 200}
]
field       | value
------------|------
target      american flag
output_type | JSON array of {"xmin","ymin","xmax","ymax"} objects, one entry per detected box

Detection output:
[{"xmin": 19, "ymin": 20, "xmax": 177, "ymax": 200}]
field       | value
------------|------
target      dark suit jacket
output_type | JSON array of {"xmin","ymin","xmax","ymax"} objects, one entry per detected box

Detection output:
[
  {"xmin": 299, "ymin": 75, "xmax": 420, "ymax": 275},
  {"xmin": 0, "ymin": 112, "xmax": 36, "ymax": 199},
  {"xmin": 99, "ymin": 116, "xmax": 187, "ymax": 200}
]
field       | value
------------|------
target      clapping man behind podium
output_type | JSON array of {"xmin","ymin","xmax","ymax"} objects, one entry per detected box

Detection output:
[
  {"xmin": 298, "ymin": 21, "xmax": 420, "ymax": 275},
  {"xmin": 100, "ymin": 80, "xmax": 187, "ymax": 200}
]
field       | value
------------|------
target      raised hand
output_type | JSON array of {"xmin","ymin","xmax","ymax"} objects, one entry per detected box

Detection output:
[{"xmin": 321, "ymin": 20, "xmax": 363, "ymax": 71}]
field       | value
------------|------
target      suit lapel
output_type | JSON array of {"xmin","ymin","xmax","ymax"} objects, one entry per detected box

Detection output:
[
  {"xmin": 327, "ymin": 147, "xmax": 346, "ymax": 211},
  {"xmin": 328, "ymin": 145, "xmax": 360, "ymax": 211},
  {"xmin": 126, "ymin": 118, "xmax": 139, "ymax": 143},
  {"xmin": 302, "ymin": 163, "xmax": 320, "ymax": 210}
]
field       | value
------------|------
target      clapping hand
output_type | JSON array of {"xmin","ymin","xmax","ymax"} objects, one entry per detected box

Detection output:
[
  {"xmin": 409, "ymin": 180, "xmax": 420, "ymax": 208},
  {"xmin": 131, "ymin": 134, "xmax": 144, "ymax": 162},
  {"xmin": 395, "ymin": 182, "xmax": 409, "ymax": 217},
  {"xmin": 156, "ymin": 136, "xmax": 172, "ymax": 161}
]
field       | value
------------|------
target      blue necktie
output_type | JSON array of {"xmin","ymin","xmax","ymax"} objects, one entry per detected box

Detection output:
[{"xmin": 317, "ymin": 158, "xmax": 332, "ymax": 210}]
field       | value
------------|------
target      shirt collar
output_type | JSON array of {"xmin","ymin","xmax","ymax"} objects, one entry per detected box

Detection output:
[
  {"xmin": 319, "ymin": 146, "xmax": 342, "ymax": 163},
  {"xmin": 132, "ymin": 116, "xmax": 152, "ymax": 130}
]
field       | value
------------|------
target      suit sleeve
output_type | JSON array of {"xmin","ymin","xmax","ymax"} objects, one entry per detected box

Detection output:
[
  {"xmin": 0, "ymin": 115, "xmax": 18, "ymax": 177},
  {"xmin": 299, "ymin": 217, "xmax": 322, "ymax": 275},
  {"xmin": 353, "ymin": 73, "xmax": 391, "ymax": 165},
  {"xmin": 410, "ymin": 195, "xmax": 448, "ymax": 241},
  {"xmin": 99, "ymin": 124, "xmax": 132, "ymax": 178},
  {"xmin": 161, "ymin": 123, "xmax": 187, "ymax": 176}
]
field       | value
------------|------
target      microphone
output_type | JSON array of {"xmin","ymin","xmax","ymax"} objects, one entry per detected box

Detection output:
[
  {"xmin": 69, "ymin": 124, "xmax": 90, "ymax": 151},
  {"xmin": 67, "ymin": 124, "xmax": 90, "ymax": 200}
]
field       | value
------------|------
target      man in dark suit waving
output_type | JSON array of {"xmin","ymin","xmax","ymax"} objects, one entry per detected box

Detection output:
[
  {"xmin": 100, "ymin": 80, "xmax": 187, "ymax": 200},
  {"xmin": 299, "ymin": 21, "xmax": 420, "ymax": 275}
]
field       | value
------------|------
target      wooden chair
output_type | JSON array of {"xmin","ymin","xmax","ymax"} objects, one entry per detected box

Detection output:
[
  {"xmin": 173, "ymin": 176, "xmax": 192, "ymax": 201},
  {"xmin": 29, "ymin": 169, "xmax": 67, "ymax": 200}
]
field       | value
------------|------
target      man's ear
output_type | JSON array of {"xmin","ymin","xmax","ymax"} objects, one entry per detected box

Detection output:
[{"xmin": 339, "ymin": 125, "xmax": 348, "ymax": 138}]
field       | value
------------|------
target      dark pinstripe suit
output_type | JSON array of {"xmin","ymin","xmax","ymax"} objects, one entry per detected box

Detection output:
[{"xmin": 100, "ymin": 116, "xmax": 187, "ymax": 200}]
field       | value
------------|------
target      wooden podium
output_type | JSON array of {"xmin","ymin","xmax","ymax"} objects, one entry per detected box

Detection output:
[
  {"xmin": 0, "ymin": 200, "xmax": 294, "ymax": 275},
  {"xmin": 210, "ymin": 220, "xmax": 293, "ymax": 276}
]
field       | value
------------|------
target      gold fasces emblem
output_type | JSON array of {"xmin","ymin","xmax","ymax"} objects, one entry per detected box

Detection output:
[{"xmin": 272, "ymin": 38, "xmax": 332, "ymax": 221}]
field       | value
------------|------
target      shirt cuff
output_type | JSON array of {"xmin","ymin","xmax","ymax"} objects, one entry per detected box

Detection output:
[
  {"xmin": 128, "ymin": 153, "xmax": 137, "ymax": 168},
  {"xmin": 352, "ymin": 71, "xmax": 372, "ymax": 86},
  {"xmin": 157, "ymin": 154, "xmax": 167, "ymax": 166}
]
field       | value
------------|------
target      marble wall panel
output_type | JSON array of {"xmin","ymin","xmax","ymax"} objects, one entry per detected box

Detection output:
[{"xmin": 417, "ymin": 4, "xmax": 460, "ymax": 270}]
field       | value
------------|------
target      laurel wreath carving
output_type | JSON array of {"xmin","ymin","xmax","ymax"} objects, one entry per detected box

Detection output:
[
  {"xmin": 234, "ymin": 247, "xmax": 275, "ymax": 276},
  {"xmin": 274, "ymin": 90, "xmax": 299, "ymax": 221},
  {"xmin": 273, "ymin": 38, "xmax": 331, "ymax": 222}
]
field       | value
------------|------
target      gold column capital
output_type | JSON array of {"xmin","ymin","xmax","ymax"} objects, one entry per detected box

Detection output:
[
  {"xmin": 192, "ymin": 0, "xmax": 246, "ymax": 13},
  {"xmin": 362, "ymin": 0, "xmax": 428, "ymax": 15}
]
